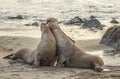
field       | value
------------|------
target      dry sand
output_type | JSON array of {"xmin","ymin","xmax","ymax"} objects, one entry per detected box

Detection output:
[{"xmin": 0, "ymin": 22, "xmax": 120, "ymax": 79}]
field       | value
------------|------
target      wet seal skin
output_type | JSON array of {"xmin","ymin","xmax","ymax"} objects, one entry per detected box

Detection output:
[
  {"xmin": 48, "ymin": 18, "xmax": 104, "ymax": 72},
  {"xmin": 34, "ymin": 23, "xmax": 57, "ymax": 67}
]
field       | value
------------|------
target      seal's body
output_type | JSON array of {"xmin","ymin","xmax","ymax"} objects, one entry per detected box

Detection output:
[
  {"xmin": 34, "ymin": 23, "xmax": 57, "ymax": 67},
  {"xmin": 3, "ymin": 48, "xmax": 35, "ymax": 65},
  {"xmin": 64, "ymin": 47, "xmax": 104, "ymax": 72},
  {"xmin": 4, "ymin": 23, "xmax": 57, "ymax": 67},
  {"xmin": 48, "ymin": 18, "xmax": 104, "ymax": 72}
]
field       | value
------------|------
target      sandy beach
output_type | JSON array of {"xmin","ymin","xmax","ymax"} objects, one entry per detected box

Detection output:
[
  {"xmin": 0, "ymin": 0, "xmax": 120, "ymax": 79},
  {"xmin": 0, "ymin": 21, "xmax": 119, "ymax": 79}
]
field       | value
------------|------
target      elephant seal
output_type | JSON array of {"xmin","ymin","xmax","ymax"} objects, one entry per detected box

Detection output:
[
  {"xmin": 3, "ymin": 48, "xmax": 35, "ymax": 65},
  {"xmin": 46, "ymin": 18, "xmax": 75, "ymax": 43},
  {"xmin": 47, "ymin": 18, "xmax": 104, "ymax": 72},
  {"xmin": 34, "ymin": 23, "xmax": 57, "ymax": 67},
  {"xmin": 4, "ymin": 23, "xmax": 57, "ymax": 67}
]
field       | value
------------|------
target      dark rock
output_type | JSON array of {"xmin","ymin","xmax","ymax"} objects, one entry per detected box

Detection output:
[
  {"xmin": 16, "ymin": 15, "xmax": 24, "ymax": 19},
  {"xmin": 31, "ymin": 22, "xmax": 39, "ymax": 26},
  {"xmin": 64, "ymin": 16, "xmax": 82, "ymax": 26},
  {"xmin": 89, "ymin": 15, "xmax": 96, "ymax": 19},
  {"xmin": 82, "ymin": 19, "xmax": 88, "ymax": 23},
  {"xmin": 100, "ymin": 25, "xmax": 120, "ymax": 50},
  {"xmin": 110, "ymin": 18, "xmax": 119, "ymax": 24},
  {"xmin": 25, "ymin": 22, "xmax": 39, "ymax": 26},
  {"xmin": 82, "ymin": 17, "xmax": 103, "ymax": 30},
  {"xmin": 25, "ymin": 24, "xmax": 31, "ymax": 26},
  {"xmin": 8, "ymin": 15, "xmax": 24, "ymax": 19}
]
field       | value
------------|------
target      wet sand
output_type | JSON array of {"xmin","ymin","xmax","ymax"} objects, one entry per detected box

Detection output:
[{"xmin": 76, "ymin": 39, "xmax": 113, "ymax": 51}]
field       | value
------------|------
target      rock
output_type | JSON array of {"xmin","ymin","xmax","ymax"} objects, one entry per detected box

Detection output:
[
  {"xmin": 110, "ymin": 18, "xmax": 119, "ymax": 24},
  {"xmin": 8, "ymin": 15, "xmax": 24, "ymax": 19},
  {"xmin": 25, "ymin": 24, "xmax": 31, "ymax": 26},
  {"xmin": 64, "ymin": 16, "xmax": 82, "ymax": 26},
  {"xmin": 31, "ymin": 22, "xmax": 39, "ymax": 26},
  {"xmin": 89, "ymin": 15, "xmax": 96, "ymax": 19},
  {"xmin": 25, "ymin": 22, "xmax": 39, "ymax": 26},
  {"xmin": 82, "ymin": 16, "xmax": 103, "ymax": 30},
  {"xmin": 82, "ymin": 19, "xmax": 88, "ymax": 23},
  {"xmin": 100, "ymin": 25, "xmax": 120, "ymax": 50},
  {"xmin": 16, "ymin": 15, "xmax": 24, "ymax": 19}
]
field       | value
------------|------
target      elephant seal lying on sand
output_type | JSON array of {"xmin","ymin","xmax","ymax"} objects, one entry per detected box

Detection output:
[
  {"xmin": 4, "ymin": 23, "xmax": 57, "ymax": 67},
  {"xmin": 3, "ymin": 48, "xmax": 35, "ymax": 65},
  {"xmin": 47, "ymin": 18, "xmax": 104, "ymax": 72}
]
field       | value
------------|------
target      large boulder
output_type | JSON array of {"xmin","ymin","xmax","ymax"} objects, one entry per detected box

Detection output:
[
  {"xmin": 100, "ymin": 25, "xmax": 120, "ymax": 50},
  {"xmin": 64, "ymin": 16, "xmax": 82, "ymax": 26},
  {"xmin": 82, "ymin": 17, "xmax": 103, "ymax": 30}
]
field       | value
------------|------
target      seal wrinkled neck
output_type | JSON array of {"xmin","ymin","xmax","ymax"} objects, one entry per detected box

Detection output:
[
  {"xmin": 43, "ymin": 26, "xmax": 50, "ymax": 33},
  {"xmin": 48, "ymin": 22, "xmax": 60, "ymax": 30},
  {"xmin": 41, "ymin": 23, "xmax": 51, "ymax": 34}
]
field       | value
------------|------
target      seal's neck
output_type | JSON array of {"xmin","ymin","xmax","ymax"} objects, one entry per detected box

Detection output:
[{"xmin": 42, "ymin": 26, "xmax": 50, "ymax": 34}]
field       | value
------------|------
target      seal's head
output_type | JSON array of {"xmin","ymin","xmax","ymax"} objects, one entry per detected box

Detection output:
[
  {"xmin": 46, "ymin": 18, "xmax": 59, "ymax": 30},
  {"xmin": 11, "ymin": 48, "xmax": 28, "ymax": 60},
  {"xmin": 46, "ymin": 18, "xmax": 58, "ymax": 24}
]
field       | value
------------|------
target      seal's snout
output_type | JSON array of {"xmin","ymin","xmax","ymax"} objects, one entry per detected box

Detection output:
[{"xmin": 95, "ymin": 66, "xmax": 104, "ymax": 72}]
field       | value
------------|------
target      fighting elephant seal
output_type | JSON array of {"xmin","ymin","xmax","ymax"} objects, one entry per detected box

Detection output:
[
  {"xmin": 46, "ymin": 17, "xmax": 75, "ymax": 43},
  {"xmin": 34, "ymin": 23, "xmax": 57, "ymax": 67},
  {"xmin": 47, "ymin": 18, "xmax": 104, "ymax": 72},
  {"xmin": 4, "ymin": 23, "xmax": 57, "ymax": 67}
]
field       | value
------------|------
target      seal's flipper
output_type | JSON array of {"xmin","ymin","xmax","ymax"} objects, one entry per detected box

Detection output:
[
  {"xmin": 3, "ymin": 54, "xmax": 13, "ymax": 59},
  {"xmin": 93, "ymin": 63, "xmax": 104, "ymax": 72}
]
